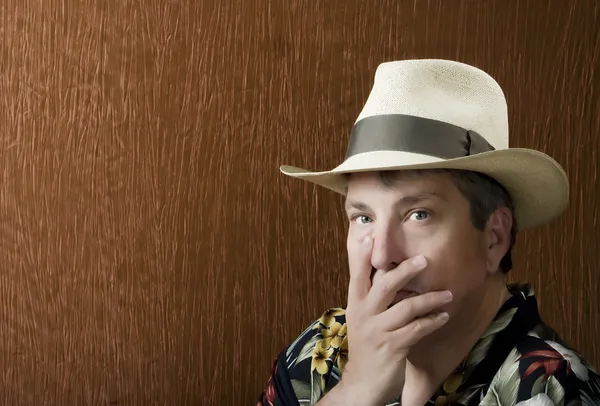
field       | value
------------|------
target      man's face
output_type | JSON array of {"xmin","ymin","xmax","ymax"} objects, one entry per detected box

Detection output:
[{"xmin": 344, "ymin": 170, "xmax": 502, "ymax": 316}]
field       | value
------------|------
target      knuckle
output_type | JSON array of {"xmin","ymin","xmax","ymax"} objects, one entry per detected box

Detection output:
[
  {"xmin": 412, "ymin": 318, "xmax": 428, "ymax": 334},
  {"xmin": 377, "ymin": 281, "xmax": 393, "ymax": 296},
  {"xmin": 397, "ymin": 298, "xmax": 413, "ymax": 314},
  {"xmin": 412, "ymin": 319, "xmax": 423, "ymax": 332}
]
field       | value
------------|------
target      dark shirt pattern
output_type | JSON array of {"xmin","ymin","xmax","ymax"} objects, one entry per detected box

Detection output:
[{"xmin": 258, "ymin": 283, "xmax": 600, "ymax": 405}]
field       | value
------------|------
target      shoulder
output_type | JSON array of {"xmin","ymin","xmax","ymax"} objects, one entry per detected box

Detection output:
[
  {"xmin": 481, "ymin": 326, "xmax": 600, "ymax": 405},
  {"xmin": 280, "ymin": 308, "xmax": 349, "ymax": 402}
]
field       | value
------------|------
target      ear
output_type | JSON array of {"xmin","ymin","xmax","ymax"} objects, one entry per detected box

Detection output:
[{"xmin": 485, "ymin": 207, "xmax": 513, "ymax": 274}]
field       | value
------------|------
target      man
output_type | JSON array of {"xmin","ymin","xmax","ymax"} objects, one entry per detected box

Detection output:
[{"xmin": 258, "ymin": 59, "xmax": 600, "ymax": 405}]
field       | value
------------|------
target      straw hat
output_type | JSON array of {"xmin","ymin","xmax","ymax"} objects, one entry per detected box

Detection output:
[{"xmin": 280, "ymin": 59, "xmax": 569, "ymax": 229}]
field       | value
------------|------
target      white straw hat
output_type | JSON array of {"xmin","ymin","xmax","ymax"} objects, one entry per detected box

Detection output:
[{"xmin": 280, "ymin": 59, "xmax": 569, "ymax": 230}]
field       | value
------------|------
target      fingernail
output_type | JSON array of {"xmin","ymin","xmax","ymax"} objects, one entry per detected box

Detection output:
[
  {"xmin": 438, "ymin": 312, "xmax": 449, "ymax": 321},
  {"xmin": 442, "ymin": 291, "xmax": 453, "ymax": 302},
  {"xmin": 412, "ymin": 255, "xmax": 426, "ymax": 269}
]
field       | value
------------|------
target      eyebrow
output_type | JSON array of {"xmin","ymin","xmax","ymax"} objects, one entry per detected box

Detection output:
[{"xmin": 344, "ymin": 193, "xmax": 447, "ymax": 212}]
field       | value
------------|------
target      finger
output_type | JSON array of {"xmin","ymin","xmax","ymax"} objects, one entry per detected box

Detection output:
[
  {"xmin": 364, "ymin": 255, "xmax": 427, "ymax": 314},
  {"xmin": 347, "ymin": 236, "xmax": 374, "ymax": 307},
  {"xmin": 391, "ymin": 312, "xmax": 450, "ymax": 347},
  {"xmin": 378, "ymin": 290, "xmax": 453, "ymax": 331}
]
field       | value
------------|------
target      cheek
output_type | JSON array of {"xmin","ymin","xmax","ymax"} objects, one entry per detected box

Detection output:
[
  {"xmin": 347, "ymin": 223, "xmax": 371, "ymax": 243},
  {"xmin": 411, "ymin": 231, "xmax": 487, "ymax": 292}
]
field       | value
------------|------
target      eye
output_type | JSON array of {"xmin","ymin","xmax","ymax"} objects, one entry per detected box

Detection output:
[
  {"xmin": 408, "ymin": 210, "xmax": 430, "ymax": 221},
  {"xmin": 352, "ymin": 215, "xmax": 373, "ymax": 225}
]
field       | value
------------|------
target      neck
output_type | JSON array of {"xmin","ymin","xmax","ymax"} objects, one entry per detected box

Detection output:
[{"xmin": 402, "ymin": 273, "xmax": 511, "ymax": 405}]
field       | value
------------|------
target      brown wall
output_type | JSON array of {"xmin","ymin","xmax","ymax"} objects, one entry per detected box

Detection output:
[{"xmin": 0, "ymin": 1, "xmax": 598, "ymax": 404}]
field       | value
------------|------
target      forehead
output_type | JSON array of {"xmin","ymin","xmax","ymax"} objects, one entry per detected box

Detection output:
[{"xmin": 345, "ymin": 170, "xmax": 461, "ymax": 201}]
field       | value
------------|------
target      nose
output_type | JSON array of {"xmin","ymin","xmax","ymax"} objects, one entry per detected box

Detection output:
[{"xmin": 370, "ymin": 224, "xmax": 405, "ymax": 271}]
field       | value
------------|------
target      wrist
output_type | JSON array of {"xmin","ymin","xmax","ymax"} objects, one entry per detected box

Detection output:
[{"xmin": 329, "ymin": 380, "xmax": 380, "ymax": 406}]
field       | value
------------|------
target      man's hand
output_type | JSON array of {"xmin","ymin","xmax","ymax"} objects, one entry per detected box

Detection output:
[{"xmin": 331, "ymin": 236, "xmax": 453, "ymax": 406}]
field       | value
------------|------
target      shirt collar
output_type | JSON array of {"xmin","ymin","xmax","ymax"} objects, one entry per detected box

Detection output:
[{"xmin": 432, "ymin": 283, "xmax": 542, "ymax": 405}]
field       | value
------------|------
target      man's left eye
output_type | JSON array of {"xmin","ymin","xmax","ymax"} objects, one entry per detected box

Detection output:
[{"xmin": 409, "ymin": 210, "xmax": 430, "ymax": 221}]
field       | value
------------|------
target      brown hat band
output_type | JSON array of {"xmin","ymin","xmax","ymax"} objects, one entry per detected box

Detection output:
[{"xmin": 345, "ymin": 114, "xmax": 495, "ymax": 160}]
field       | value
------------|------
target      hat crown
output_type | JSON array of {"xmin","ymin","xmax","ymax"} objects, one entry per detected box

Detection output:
[{"xmin": 355, "ymin": 59, "xmax": 509, "ymax": 150}]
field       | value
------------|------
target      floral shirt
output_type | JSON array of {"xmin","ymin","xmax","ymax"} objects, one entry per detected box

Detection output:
[{"xmin": 258, "ymin": 283, "xmax": 600, "ymax": 405}]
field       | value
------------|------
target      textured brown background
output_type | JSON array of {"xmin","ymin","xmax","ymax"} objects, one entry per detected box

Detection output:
[{"xmin": 0, "ymin": 0, "xmax": 598, "ymax": 405}]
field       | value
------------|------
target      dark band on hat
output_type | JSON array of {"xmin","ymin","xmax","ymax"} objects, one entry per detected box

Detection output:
[{"xmin": 345, "ymin": 114, "xmax": 495, "ymax": 160}]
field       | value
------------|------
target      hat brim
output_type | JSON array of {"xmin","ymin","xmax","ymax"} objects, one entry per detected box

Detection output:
[{"xmin": 280, "ymin": 148, "xmax": 569, "ymax": 230}]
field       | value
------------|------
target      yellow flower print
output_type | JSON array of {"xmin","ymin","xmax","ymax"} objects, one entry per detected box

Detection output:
[
  {"xmin": 321, "ymin": 322, "xmax": 347, "ymax": 349},
  {"xmin": 311, "ymin": 339, "xmax": 334, "ymax": 375},
  {"xmin": 337, "ymin": 337, "xmax": 349, "ymax": 372},
  {"xmin": 314, "ymin": 308, "xmax": 346, "ymax": 329},
  {"xmin": 442, "ymin": 371, "xmax": 463, "ymax": 393}
]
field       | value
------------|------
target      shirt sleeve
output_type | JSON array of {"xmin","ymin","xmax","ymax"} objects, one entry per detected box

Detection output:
[
  {"xmin": 257, "ymin": 308, "xmax": 348, "ymax": 406},
  {"xmin": 257, "ymin": 350, "xmax": 301, "ymax": 406}
]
